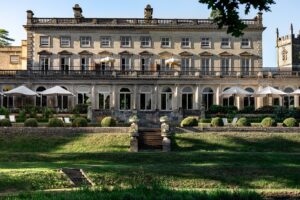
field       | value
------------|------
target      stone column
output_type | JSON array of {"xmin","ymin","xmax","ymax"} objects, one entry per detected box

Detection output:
[
  {"xmin": 91, "ymin": 84, "xmax": 96, "ymax": 109},
  {"xmin": 294, "ymin": 95, "xmax": 299, "ymax": 107},
  {"xmin": 112, "ymin": 84, "xmax": 116, "ymax": 109},
  {"xmin": 154, "ymin": 85, "xmax": 159, "ymax": 110},
  {"xmin": 256, "ymin": 86, "xmax": 263, "ymax": 108},
  {"xmin": 215, "ymin": 86, "xmax": 220, "ymax": 105},
  {"xmin": 279, "ymin": 96, "xmax": 283, "ymax": 106},
  {"xmin": 174, "ymin": 85, "xmax": 179, "ymax": 110},
  {"xmin": 160, "ymin": 116, "xmax": 171, "ymax": 152},
  {"xmin": 133, "ymin": 85, "xmax": 137, "ymax": 110},
  {"xmin": 195, "ymin": 85, "xmax": 199, "ymax": 110}
]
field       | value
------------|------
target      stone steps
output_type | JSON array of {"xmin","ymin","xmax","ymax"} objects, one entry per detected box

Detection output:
[
  {"xmin": 60, "ymin": 168, "xmax": 94, "ymax": 187},
  {"xmin": 139, "ymin": 129, "xmax": 162, "ymax": 150}
]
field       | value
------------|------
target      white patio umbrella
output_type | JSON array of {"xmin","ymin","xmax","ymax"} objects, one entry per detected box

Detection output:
[
  {"xmin": 3, "ymin": 86, "xmax": 38, "ymax": 108},
  {"xmin": 254, "ymin": 86, "xmax": 286, "ymax": 106},
  {"xmin": 39, "ymin": 86, "xmax": 74, "ymax": 110},
  {"xmin": 99, "ymin": 56, "xmax": 115, "ymax": 63},
  {"xmin": 290, "ymin": 89, "xmax": 300, "ymax": 95},
  {"xmin": 222, "ymin": 86, "xmax": 253, "ymax": 108},
  {"xmin": 4, "ymin": 85, "xmax": 38, "ymax": 96},
  {"xmin": 165, "ymin": 57, "xmax": 181, "ymax": 66},
  {"xmin": 222, "ymin": 86, "xmax": 253, "ymax": 97}
]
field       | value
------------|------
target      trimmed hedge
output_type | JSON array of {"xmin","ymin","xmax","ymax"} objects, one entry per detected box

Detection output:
[
  {"xmin": 211, "ymin": 117, "xmax": 224, "ymax": 127},
  {"xmin": 283, "ymin": 117, "xmax": 297, "ymax": 127},
  {"xmin": 72, "ymin": 117, "xmax": 88, "ymax": 127},
  {"xmin": 101, "ymin": 117, "xmax": 117, "ymax": 127},
  {"xmin": 199, "ymin": 118, "xmax": 211, "ymax": 123},
  {"xmin": 261, "ymin": 117, "xmax": 276, "ymax": 127},
  {"xmin": 48, "ymin": 118, "xmax": 64, "ymax": 127},
  {"xmin": 0, "ymin": 119, "xmax": 12, "ymax": 127},
  {"xmin": 24, "ymin": 118, "xmax": 38, "ymax": 127},
  {"xmin": 236, "ymin": 117, "xmax": 250, "ymax": 127},
  {"xmin": 180, "ymin": 117, "xmax": 198, "ymax": 127}
]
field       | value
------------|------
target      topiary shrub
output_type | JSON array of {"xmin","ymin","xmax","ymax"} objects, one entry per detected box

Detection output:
[
  {"xmin": 48, "ymin": 118, "xmax": 64, "ymax": 127},
  {"xmin": 72, "ymin": 117, "xmax": 88, "ymax": 127},
  {"xmin": 42, "ymin": 108, "xmax": 54, "ymax": 120},
  {"xmin": 180, "ymin": 117, "xmax": 198, "ymax": 127},
  {"xmin": 211, "ymin": 117, "xmax": 224, "ymax": 127},
  {"xmin": 261, "ymin": 117, "xmax": 276, "ymax": 127},
  {"xmin": 236, "ymin": 117, "xmax": 250, "ymax": 127},
  {"xmin": 17, "ymin": 109, "xmax": 26, "ymax": 122},
  {"xmin": 255, "ymin": 106, "xmax": 275, "ymax": 114},
  {"xmin": 283, "ymin": 117, "xmax": 297, "ymax": 127},
  {"xmin": 208, "ymin": 105, "xmax": 226, "ymax": 114},
  {"xmin": 199, "ymin": 118, "xmax": 211, "ymax": 123},
  {"xmin": 0, "ymin": 119, "xmax": 12, "ymax": 127},
  {"xmin": 101, "ymin": 116, "xmax": 117, "ymax": 127},
  {"xmin": 24, "ymin": 118, "xmax": 38, "ymax": 127}
]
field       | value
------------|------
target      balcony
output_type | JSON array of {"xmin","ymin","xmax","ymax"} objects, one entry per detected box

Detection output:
[{"xmin": 0, "ymin": 69, "xmax": 299, "ymax": 80}]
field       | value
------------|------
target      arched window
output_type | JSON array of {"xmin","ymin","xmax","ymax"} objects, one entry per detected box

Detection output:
[
  {"xmin": 244, "ymin": 87, "xmax": 255, "ymax": 107},
  {"xmin": 120, "ymin": 88, "xmax": 131, "ymax": 110},
  {"xmin": 161, "ymin": 87, "xmax": 172, "ymax": 111},
  {"xmin": 222, "ymin": 87, "xmax": 234, "ymax": 107},
  {"xmin": 58, "ymin": 86, "xmax": 69, "ymax": 110},
  {"xmin": 284, "ymin": 87, "xmax": 294, "ymax": 108},
  {"xmin": 140, "ymin": 87, "xmax": 152, "ymax": 111},
  {"xmin": 182, "ymin": 87, "xmax": 193, "ymax": 110},
  {"xmin": 36, "ymin": 86, "xmax": 47, "ymax": 107},
  {"xmin": 202, "ymin": 87, "xmax": 214, "ymax": 110},
  {"xmin": 98, "ymin": 87, "xmax": 111, "ymax": 110}
]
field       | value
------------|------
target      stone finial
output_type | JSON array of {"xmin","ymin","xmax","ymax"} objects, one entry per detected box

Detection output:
[
  {"xmin": 73, "ymin": 4, "xmax": 83, "ymax": 18},
  {"xmin": 276, "ymin": 28, "xmax": 279, "ymax": 38},
  {"xmin": 256, "ymin": 12, "xmax": 263, "ymax": 24},
  {"xmin": 290, "ymin": 23, "xmax": 294, "ymax": 35},
  {"xmin": 144, "ymin": 4, "xmax": 153, "ymax": 20}
]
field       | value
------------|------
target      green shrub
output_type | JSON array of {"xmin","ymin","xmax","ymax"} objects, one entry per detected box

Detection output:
[
  {"xmin": 199, "ymin": 118, "xmax": 211, "ymax": 123},
  {"xmin": 42, "ymin": 108, "xmax": 54, "ymax": 120},
  {"xmin": 261, "ymin": 117, "xmax": 276, "ymax": 127},
  {"xmin": 0, "ymin": 107, "xmax": 9, "ymax": 117},
  {"xmin": 17, "ymin": 109, "xmax": 26, "ymax": 122},
  {"xmin": 24, "ymin": 118, "xmax": 38, "ymax": 127},
  {"xmin": 236, "ymin": 117, "xmax": 250, "ymax": 127},
  {"xmin": 211, "ymin": 117, "xmax": 224, "ymax": 127},
  {"xmin": 48, "ymin": 118, "xmax": 64, "ymax": 127},
  {"xmin": 180, "ymin": 117, "xmax": 198, "ymax": 127},
  {"xmin": 101, "ymin": 116, "xmax": 117, "ymax": 127},
  {"xmin": 255, "ymin": 106, "xmax": 275, "ymax": 114},
  {"xmin": 72, "ymin": 104, "xmax": 88, "ymax": 114},
  {"xmin": 208, "ymin": 105, "xmax": 226, "ymax": 114},
  {"xmin": 239, "ymin": 106, "xmax": 255, "ymax": 114},
  {"xmin": 0, "ymin": 119, "xmax": 12, "ymax": 127},
  {"xmin": 72, "ymin": 117, "xmax": 88, "ymax": 127},
  {"xmin": 283, "ymin": 117, "xmax": 297, "ymax": 127}
]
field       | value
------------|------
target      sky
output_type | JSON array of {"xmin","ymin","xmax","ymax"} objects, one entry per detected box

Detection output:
[{"xmin": 0, "ymin": 0, "xmax": 299, "ymax": 67}]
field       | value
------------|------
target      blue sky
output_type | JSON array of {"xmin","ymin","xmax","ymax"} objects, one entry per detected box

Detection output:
[{"xmin": 0, "ymin": 0, "xmax": 299, "ymax": 67}]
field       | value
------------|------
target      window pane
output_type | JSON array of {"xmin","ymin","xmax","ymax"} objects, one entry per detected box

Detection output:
[
  {"xmin": 105, "ymin": 95, "xmax": 110, "ymax": 109},
  {"xmin": 99, "ymin": 94, "xmax": 104, "ymax": 109},
  {"xmin": 140, "ymin": 93, "xmax": 146, "ymax": 110}
]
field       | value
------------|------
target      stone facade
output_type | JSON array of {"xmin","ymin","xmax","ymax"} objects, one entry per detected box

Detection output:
[
  {"xmin": 0, "ymin": 40, "xmax": 27, "ymax": 70},
  {"xmin": 0, "ymin": 4, "xmax": 300, "ymax": 124}
]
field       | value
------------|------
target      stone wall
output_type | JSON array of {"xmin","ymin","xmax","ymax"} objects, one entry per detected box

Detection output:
[{"xmin": 0, "ymin": 127, "xmax": 130, "ymax": 135}]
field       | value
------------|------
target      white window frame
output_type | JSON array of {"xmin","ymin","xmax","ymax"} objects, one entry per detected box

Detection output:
[
  {"xmin": 121, "ymin": 56, "xmax": 131, "ymax": 70},
  {"xmin": 181, "ymin": 58, "xmax": 191, "ymax": 71},
  {"xmin": 10, "ymin": 55, "xmax": 20, "ymax": 64},
  {"xmin": 81, "ymin": 56, "xmax": 89, "ymax": 71},
  {"xmin": 77, "ymin": 93, "xmax": 89, "ymax": 104},
  {"xmin": 221, "ymin": 57, "xmax": 231, "ymax": 75},
  {"xmin": 140, "ymin": 93, "xmax": 152, "ymax": 111},
  {"xmin": 241, "ymin": 38, "xmax": 251, "ymax": 48},
  {"xmin": 241, "ymin": 57, "xmax": 251, "ymax": 74},
  {"xmin": 99, "ymin": 93, "xmax": 110, "ymax": 110},
  {"xmin": 140, "ymin": 36, "xmax": 151, "ymax": 48},
  {"xmin": 120, "ymin": 36, "xmax": 131, "ymax": 48},
  {"xmin": 60, "ymin": 36, "xmax": 71, "ymax": 48},
  {"xmin": 40, "ymin": 36, "xmax": 50, "ymax": 47},
  {"xmin": 161, "ymin": 37, "xmax": 171, "ymax": 48},
  {"xmin": 60, "ymin": 56, "xmax": 71, "ymax": 71},
  {"xmin": 201, "ymin": 37, "xmax": 211, "ymax": 48},
  {"xmin": 221, "ymin": 38, "xmax": 231, "ymax": 48},
  {"xmin": 201, "ymin": 58, "xmax": 211, "ymax": 75},
  {"xmin": 80, "ymin": 36, "xmax": 91, "ymax": 48},
  {"xmin": 181, "ymin": 38, "xmax": 191, "ymax": 48},
  {"xmin": 39, "ymin": 56, "xmax": 50, "ymax": 71},
  {"xmin": 100, "ymin": 36, "xmax": 111, "ymax": 48}
]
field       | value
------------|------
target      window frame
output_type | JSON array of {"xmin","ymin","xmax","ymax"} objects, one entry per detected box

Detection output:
[
  {"xmin": 120, "ymin": 36, "xmax": 132, "ymax": 48},
  {"xmin": 100, "ymin": 36, "xmax": 112, "ymax": 48},
  {"xmin": 140, "ymin": 36, "xmax": 152, "ymax": 48},
  {"xmin": 60, "ymin": 36, "xmax": 71, "ymax": 48},
  {"xmin": 80, "ymin": 36, "xmax": 92, "ymax": 48},
  {"xmin": 201, "ymin": 37, "xmax": 211, "ymax": 48},
  {"xmin": 40, "ymin": 36, "xmax": 50, "ymax": 47},
  {"xmin": 221, "ymin": 38, "xmax": 231, "ymax": 48},
  {"xmin": 241, "ymin": 38, "xmax": 251, "ymax": 48},
  {"xmin": 181, "ymin": 37, "xmax": 191, "ymax": 48},
  {"xmin": 161, "ymin": 37, "xmax": 171, "ymax": 48},
  {"xmin": 10, "ymin": 55, "xmax": 20, "ymax": 64}
]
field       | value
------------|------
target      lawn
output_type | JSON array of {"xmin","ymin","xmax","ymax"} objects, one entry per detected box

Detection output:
[{"xmin": 0, "ymin": 132, "xmax": 300, "ymax": 197}]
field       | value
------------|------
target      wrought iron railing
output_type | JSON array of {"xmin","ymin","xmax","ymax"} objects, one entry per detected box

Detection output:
[{"xmin": 0, "ymin": 69, "xmax": 299, "ymax": 79}]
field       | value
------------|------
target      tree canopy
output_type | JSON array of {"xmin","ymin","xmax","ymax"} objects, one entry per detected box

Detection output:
[
  {"xmin": 199, "ymin": 0, "xmax": 276, "ymax": 37},
  {"xmin": 0, "ymin": 29, "xmax": 14, "ymax": 47}
]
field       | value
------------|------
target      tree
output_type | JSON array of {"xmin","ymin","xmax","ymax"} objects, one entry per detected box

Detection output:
[
  {"xmin": 199, "ymin": 0, "xmax": 275, "ymax": 37},
  {"xmin": 0, "ymin": 29, "xmax": 14, "ymax": 47}
]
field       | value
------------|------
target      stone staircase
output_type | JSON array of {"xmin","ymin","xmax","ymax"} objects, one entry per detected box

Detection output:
[
  {"xmin": 138, "ymin": 128, "xmax": 162, "ymax": 150},
  {"xmin": 60, "ymin": 168, "xmax": 94, "ymax": 187}
]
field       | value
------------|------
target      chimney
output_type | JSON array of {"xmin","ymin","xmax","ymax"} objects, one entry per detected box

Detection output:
[
  {"xmin": 26, "ymin": 10, "xmax": 34, "ymax": 24},
  {"xmin": 73, "ymin": 4, "xmax": 83, "ymax": 18},
  {"xmin": 256, "ymin": 12, "xmax": 263, "ymax": 25}
]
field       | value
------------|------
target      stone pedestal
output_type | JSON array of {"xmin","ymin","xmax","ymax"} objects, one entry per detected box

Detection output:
[
  {"xmin": 129, "ymin": 115, "xmax": 139, "ymax": 152},
  {"xmin": 160, "ymin": 116, "xmax": 171, "ymax": 152},
  {"xmin": 130, "ymin": 136, "xmax": 139, "ymax": 152}
]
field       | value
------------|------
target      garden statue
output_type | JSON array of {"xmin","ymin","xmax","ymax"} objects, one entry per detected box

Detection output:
[
  {"xmin": 160, "ymin": 116, "xmax": 171, "ymax": 152},
  {"xmin": 129, "ymin": 115, "xmax": 139, "ymax": 152},
  {"xmin": 200, "ymin": 104, "xmax": 206, "ymax": 119}
]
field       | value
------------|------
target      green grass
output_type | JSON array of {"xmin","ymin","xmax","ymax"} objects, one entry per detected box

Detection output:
[{"xmin": 1, "ymin": 132, "xmax": 300, "ymax": 195}]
